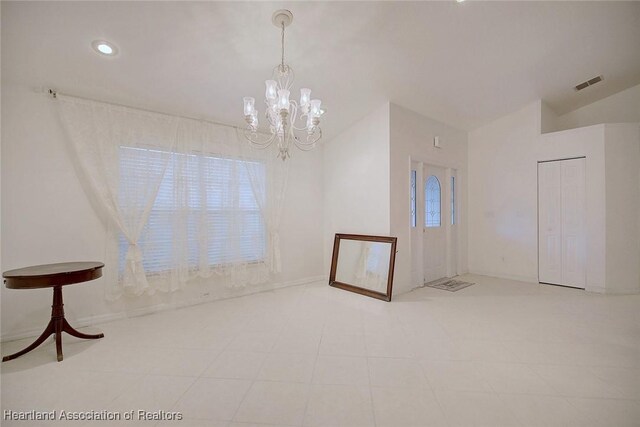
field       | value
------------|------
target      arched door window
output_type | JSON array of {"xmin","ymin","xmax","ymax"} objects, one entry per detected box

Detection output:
[{"xmin": 425, "ymin": 175, "xmax": 441, "ymax": 227}]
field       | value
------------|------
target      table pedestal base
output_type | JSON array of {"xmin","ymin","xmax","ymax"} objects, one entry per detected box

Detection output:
[{"xmin": 2, "ymin": 285, "xmax": 104, "ymax": 362}]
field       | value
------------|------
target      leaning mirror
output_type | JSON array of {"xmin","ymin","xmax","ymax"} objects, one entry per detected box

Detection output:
[{"xmin": 329, "ymin": 233, "xmax": 397, "ymax": 301}]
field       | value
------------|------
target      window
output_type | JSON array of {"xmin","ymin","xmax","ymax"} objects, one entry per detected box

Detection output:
[
  {"xmin": 451, "ymin": 176, "xmax": 456, "ymax": 225},
  {"xmin": 410, "ymin": 170, "xmax": 417, "ymax": 227},
  {"xmin": 425, "ymin": 175, "xmax": 441, "ymax": 227},
  {"xmin": 118, "ymin": 146, "xmax": 265, "ymax": 275}
]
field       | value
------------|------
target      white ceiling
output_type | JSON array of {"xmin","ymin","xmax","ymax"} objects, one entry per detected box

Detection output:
[{"xmin": 3, "ymin": 1, "xmax": 640, "ymax": 139}]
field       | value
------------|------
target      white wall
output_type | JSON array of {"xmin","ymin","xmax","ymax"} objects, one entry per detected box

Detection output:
[
  {"xmin": 323, "ymin": 103, "xmax": 391, "ymax": 270},
  {"xmin": 541, "ymin": 101, "xmax": 559, "ymax": 134},
  {"xmin": 604, "ymin": 123, "xmax": 640, "ymax": 294},
  {"xmin": 389, "ymin": 104, "xmax": 468, "ymax": 295},
  {"xmin": 468, "ymin": 101, "xmax": 542, "ymax": 282},
  {"xmin": 469, "ymin": 98, "xmax": 639, "ymax": 294},
  {"xmin": 555, "ymin": 84, "xmax": 640, "ymax": 132},
  {"xmin": 1, "ymin": 83, "xmax": 325, "ymax": 341}
]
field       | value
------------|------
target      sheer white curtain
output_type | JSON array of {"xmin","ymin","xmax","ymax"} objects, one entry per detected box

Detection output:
[
  {"xmin": 237, "ymin": 129, "xmax": 290, "ymax": 274},
  {"xmin": 58, "ymin": 95, "xmax": 289, "ymax": 298},
  {"xmin": 58, "ymin": 95, "xmax": 178, "ymax": 295},
  {"xmin": 163, "ymin": 119, "xmax": 274, "ymax": 291}
]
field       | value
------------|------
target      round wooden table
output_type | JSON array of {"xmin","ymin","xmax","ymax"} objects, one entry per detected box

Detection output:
[{"xmin": 2, "ymin": 262, "xmax": 105, "ymax": 362}]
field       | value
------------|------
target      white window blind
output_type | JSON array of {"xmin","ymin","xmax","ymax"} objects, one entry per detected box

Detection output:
[{"xmin": 118, "ymin": 146, "xmax": 266, "ymax": 275}]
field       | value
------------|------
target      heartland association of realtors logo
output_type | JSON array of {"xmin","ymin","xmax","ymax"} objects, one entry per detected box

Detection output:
[{"xmin": 3, "ymin": 409, "xmax": 183, "ymax": 422}]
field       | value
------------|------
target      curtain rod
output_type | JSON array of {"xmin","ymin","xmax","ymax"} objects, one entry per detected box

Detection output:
[{"xmin": 46, "ymin": 88, "xmax": 242, "ymax": 131}]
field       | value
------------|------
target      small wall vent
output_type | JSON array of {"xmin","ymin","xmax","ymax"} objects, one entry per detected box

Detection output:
[{"xmin": 574, "ymin": 75, "xmax": 603, "ymax": 91}]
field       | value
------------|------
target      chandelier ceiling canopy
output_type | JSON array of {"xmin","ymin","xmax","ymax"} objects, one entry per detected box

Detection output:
[{"xmin": 242, "ymin": 10, "xmax": 324, "ymax": 160}]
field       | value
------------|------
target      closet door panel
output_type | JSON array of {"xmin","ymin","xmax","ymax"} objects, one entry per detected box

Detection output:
[
  {"xmin": 560, "ymin": 158, "xmax": 586, "ymax": 288},
  {"xmin": 538, "ymin": 162, "xmax": 563, "ymax": 285}
]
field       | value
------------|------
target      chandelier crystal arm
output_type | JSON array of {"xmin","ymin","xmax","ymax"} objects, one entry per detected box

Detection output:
[
  {"xmin": 243, "ymin": 128, "xmax": 277, "ymax": 148},
  {"xmin": 292, "ymin": 128, "xmax": 322, "ymax": 148}
]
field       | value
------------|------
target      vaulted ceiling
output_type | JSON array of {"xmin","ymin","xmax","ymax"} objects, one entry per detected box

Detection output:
[{"xmin": 3, "ymin": 1, "xmax": 639, "ymax": 139}]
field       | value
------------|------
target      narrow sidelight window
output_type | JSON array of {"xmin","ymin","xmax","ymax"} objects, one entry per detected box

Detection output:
[
  {"xmin": 451, "ymin": 176, "xmax": 456, "ymax": 225},
  {"xmin": 410, "ymin": 170, "xmax": 417, "ymax": 227}
]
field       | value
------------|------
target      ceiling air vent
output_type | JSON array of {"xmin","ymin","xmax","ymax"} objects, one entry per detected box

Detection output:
[{"xmin": 575, "ymin": 75, "xmax": 603, "ymax": 91}]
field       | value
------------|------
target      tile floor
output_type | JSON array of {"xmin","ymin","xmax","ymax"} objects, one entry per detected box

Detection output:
[{"xmin": 1, "ymin": 274, "xmax": 640, "ymax": 426}]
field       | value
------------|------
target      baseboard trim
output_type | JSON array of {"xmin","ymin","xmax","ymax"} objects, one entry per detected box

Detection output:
[
  {"xmin": 599, "ymin": 287, "xmax": 640, "ymax": 295},
  {"xmin": 466, "ymin": 269, "xmax": 538, "ymax": 284},
  {"xmin": 1, "ymin": 275, "xmax": 326, "ymax": 343}
]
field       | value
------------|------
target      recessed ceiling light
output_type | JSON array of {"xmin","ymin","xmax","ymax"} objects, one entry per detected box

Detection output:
[
  {"xmin": 91, "ymin": 40, "xmax": 118, "ymax": 56},
  {"xmin": 456, "ymin": 0, "xmax": 465, "ymax": 3}
]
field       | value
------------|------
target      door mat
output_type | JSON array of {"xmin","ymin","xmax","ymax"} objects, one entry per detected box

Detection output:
[{"xmin": 424, "ymin": 278, "xmax": 475, "ymax": 292}]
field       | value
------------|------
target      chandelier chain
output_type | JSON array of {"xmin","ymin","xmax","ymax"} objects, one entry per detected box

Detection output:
[{"xmin": 281, "ymin": 22, "xmax": 285, "ymax": 69}]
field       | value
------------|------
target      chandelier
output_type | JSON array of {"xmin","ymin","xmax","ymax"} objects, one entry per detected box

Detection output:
[{"xmin": 242, "ymin": 10, "xmax": 324, "ymax": 160}]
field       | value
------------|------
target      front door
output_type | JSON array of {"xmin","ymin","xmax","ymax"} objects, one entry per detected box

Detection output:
[{"xmin": 423, "ymin": 164, "xmax": 447, "ymax": 283}]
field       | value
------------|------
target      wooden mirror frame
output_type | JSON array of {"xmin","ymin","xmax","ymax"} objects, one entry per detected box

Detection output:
[{"xmin": 329, "ymin": 233, "xmax": 397, "ymax": 302}]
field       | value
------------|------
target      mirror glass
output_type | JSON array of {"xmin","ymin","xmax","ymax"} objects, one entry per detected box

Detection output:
[
  {"xmin": 329, "ymin": 234, "xmax": 397, "ymax": 301},
  {"xmin": 335, "ymin": 240, "xmax": 392, "ymax": 293}
]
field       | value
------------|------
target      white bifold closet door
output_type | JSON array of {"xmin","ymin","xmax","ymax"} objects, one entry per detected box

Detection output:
[{"xmin": 538, "ymin": 158, "xmax": 586, "ymax": 289}]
